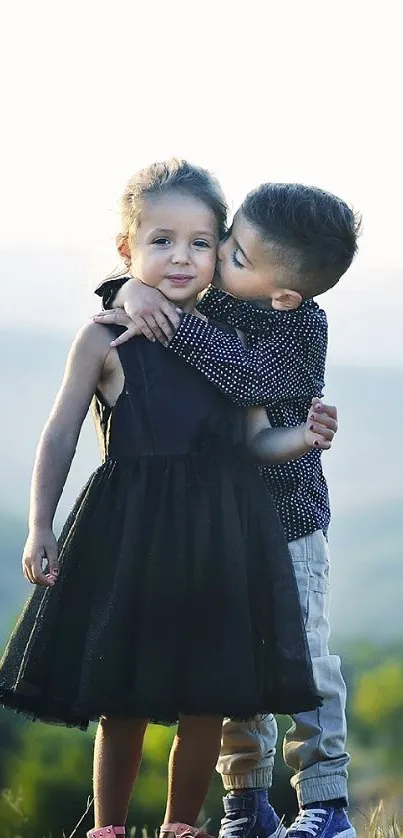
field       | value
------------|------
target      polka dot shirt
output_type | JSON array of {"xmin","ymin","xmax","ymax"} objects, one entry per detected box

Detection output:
[{"xmin": 169, "ymin": 287, "xmax": 330, "ymax": 544}]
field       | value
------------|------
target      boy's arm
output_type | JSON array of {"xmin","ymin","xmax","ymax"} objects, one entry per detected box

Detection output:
[
  {"xmin": 197, "ymin": 286, "xmax": 263, "ymax": 333},
  {"xmin": 23, "ymin": 324, "xmax": 110, "ymax": 585},
  {"xmin": 95, "ymin": 275, "xmax": 181, "ymax": 345},
  {"xmin": 167, "ymin": 311, "xmax": 325, "ymax": 407},
  {"xmin": 94, "ymin": 277, "xmax": 327, "ymax": 408},
  {"xmin": 246, "ymin": 400, "xmax": 337, "ymax": 464}
]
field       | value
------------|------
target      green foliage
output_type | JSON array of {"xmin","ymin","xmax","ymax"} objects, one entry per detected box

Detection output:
[
  {"xmin": 2, "ymin": 641, "xmax": 403, "ymax": 835},
  {"xmin": 0, "ymin": 715, "xmax": 94, "ymax": 835},
  {"xmin": 354, "ymin": 661, "xmax": 403, "ymax": 725},
  {"xmin": 350, "ymin": 658, "xmax": 403, "ymax": 770}
]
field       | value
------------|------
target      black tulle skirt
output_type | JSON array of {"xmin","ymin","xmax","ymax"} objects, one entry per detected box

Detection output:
[{"xmin": 0, "ymin": 450, "xmax": 320, "ymax": 729}]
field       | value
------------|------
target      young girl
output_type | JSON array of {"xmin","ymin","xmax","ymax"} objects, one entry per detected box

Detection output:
[{"xmin": 0, "ymin": 160, "xmax": 336, "ymax": 838}]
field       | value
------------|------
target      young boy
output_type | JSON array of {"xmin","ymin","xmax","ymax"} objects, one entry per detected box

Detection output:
[{"xmin": 94, "ymin": 182, "xmax": 360, "ymax": 838}]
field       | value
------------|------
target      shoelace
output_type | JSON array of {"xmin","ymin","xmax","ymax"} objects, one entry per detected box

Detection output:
[
  {"xmin": 220, "ymin": 816, "xmax": 249, "ymax": 838},
  {"xmin": 288, "ymin": 809, "xmax": 327, "ymax": 837}
]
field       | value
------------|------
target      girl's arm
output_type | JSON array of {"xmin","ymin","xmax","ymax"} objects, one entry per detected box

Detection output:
[
  {"xmin": 247, "ymin": 399, "xmax": 338, "ymax": 465},
  {"xmin": 23, "ymin": 323, "xmax": 112, "ymax": 586}
]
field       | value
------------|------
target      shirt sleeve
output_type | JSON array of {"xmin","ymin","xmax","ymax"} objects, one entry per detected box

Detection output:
[
  {"xmin": 168, "ymin": 311, "xmax": 326, "ymax": 407},
  {"xmin": 198, "ymin": 287, "xmax": 260, "ymax": 333},
  {"xmin": 94, "ymin": 275, "xmax": 130, "ymax": 310}
]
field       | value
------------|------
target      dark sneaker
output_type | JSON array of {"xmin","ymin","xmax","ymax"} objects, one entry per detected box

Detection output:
[
  {"xmin": 219, "ymin": 793, "xmax": 286, "ymax": 838},
  {"xmin": 287, "ymin": 806, "xmax": 356, "ymax": 838}
]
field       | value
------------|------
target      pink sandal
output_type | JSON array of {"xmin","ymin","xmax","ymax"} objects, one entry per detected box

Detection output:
[
  {"xmin": 160, "ymin": 823, "xmax": 214, "ymax": 838},
  {"xmin": 87, "ymin": 827, "xmax": 125, "ymax": 837}
]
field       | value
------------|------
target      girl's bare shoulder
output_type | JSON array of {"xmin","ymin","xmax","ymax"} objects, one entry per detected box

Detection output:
[{"xmin": 68, "ymin": 322, "xmax": 117, "ymax": 367}]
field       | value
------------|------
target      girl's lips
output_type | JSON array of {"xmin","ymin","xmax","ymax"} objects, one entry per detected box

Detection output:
[{"xmin": 166, "ymin": 275, "xmax": 195, "ymax": 285}]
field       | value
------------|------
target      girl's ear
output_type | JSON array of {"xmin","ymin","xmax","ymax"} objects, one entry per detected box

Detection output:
[{"xmin": 116, "ymin": 234, "xmax": 131, "ymax": 266}]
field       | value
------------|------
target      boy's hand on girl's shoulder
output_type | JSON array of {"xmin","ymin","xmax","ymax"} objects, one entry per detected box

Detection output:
[
  {"xmin": 22, "ymin": 528, "xmax": 59, "ymax": 587},
  {"xmin": 304, "ymin": 397, "xmax": 338, "ymax": 451},
  {"xmin": 92, "ymin": 309, "xmax": 142, "ymax": 347},
  {"xmin": 93, "ymin": 278, "xmax": 182, "ymax": 347}
]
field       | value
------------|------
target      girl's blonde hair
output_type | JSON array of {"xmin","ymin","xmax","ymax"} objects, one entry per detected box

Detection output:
[
  {"xmin": 120, "ymin": 157, "xmax": 228, "ymax": 244},
  {"xmin": 105, "ymin": 158, "xmax": 228, "ymax": 278}
]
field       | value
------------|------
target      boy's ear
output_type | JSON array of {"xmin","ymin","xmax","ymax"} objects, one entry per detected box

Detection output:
[
  {"xmin": 116, "ymin": 234, "xmax": 131, "ymax": 265},
  {"xmin": 271, "ymin": 289, "xmax": 302, "ymax": 311}
]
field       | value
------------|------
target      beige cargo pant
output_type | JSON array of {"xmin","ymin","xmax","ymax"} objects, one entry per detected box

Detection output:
[{"xmin": 216, "ymin": 531, "xmax": 350, "ymax": 807}]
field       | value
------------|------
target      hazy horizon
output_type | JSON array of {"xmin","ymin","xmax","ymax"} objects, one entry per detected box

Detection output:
[{"xmin": 2, "ymin": 242, "xmax": 403, "ymax": 369}]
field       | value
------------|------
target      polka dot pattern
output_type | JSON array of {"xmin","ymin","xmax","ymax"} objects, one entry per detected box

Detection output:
[{"xmin": 169, "ymin": 287, "xmax": 330, "ymax": 542}]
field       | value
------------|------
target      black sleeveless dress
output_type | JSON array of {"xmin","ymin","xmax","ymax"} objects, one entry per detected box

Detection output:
[{"xmin": 0, "ymin": 328, "xmax": 320, "ymax": 729}]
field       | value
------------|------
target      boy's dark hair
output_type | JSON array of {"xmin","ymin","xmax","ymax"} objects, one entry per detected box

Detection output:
[{"xmin": 241, "ymin": 183, "xmax": 361, "ymax": 298}]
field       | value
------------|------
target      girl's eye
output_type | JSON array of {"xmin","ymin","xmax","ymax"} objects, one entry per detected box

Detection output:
[
  {"xmin": 193, "ymin": 239, "xmax": 211, "ymax": 248},
  {"xmin": 231, "ymin": 250, "xmax": 244, "ymax": 268},
  {"xmin": 153, "ymin": 237, "xmax": 171, "ymax": 246}
]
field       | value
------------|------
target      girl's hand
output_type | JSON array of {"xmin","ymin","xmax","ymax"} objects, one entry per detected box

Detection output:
[
  {"xmin": 304, "ymin": 398, "xmax": 338, "ymax": 450},
  {"xmin": 22, "ymin": 528, "xmax": 59, "ymax": 586}
]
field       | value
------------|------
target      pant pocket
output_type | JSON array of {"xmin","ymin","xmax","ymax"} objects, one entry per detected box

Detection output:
[{"xmin": 290, "ymin": 553, "xmax": 331, "ymax": 657}]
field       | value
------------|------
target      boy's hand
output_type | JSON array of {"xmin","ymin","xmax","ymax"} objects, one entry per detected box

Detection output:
[
  {"xmin": 93, "ymin": 278, "xmax": 182, "ymax": 347},
  {"xmin": 22, "ymin": 528, "xmax": 59, "ymax": 586},
  {"xmin": 304, "ymin": 397, "xmax": 338, "ymax": 450},
  {"xmin": 92, "ymin": 309, "xmax": 142, "ymax": 347}
]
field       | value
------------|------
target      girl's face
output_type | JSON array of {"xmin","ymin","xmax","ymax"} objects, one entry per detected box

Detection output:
[{"xmin": 129, "ymin": 192, "xmax": 218, "ymax": 310}]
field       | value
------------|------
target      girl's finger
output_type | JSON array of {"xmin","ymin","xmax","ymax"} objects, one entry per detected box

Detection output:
[
  {"xmin": 32, "ymin": 552, "xmax": 56, "ymax": 586},
  {"xmin": 315, "ymin": 403, "xmax": 337, "ymax": 419},
  {"xmin": 311, "ymin": 413, "xmax": 338, "ymax": 432},
  {"xmin": 309, "ymin": 423, "xmax": 335, "ymax": 440},
  {"xmin": 24, "ymin": 561, "xmax": 37, "ymax": 585},
  {"xmin": 35, "ymin": 570, "xmax": 55, "ymax": 586},
  {"xmin": 313, "ymin": 438, "xmax": 332, "ymax": 450},
  {"xmin": 23, "ymin": 562, "xmax": 34, "ymax": 584}
]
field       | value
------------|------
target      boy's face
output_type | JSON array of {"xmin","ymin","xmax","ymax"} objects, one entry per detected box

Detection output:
[{"xmin": 216, "ymin": 211, "xmax": 301, "ymax": 311}]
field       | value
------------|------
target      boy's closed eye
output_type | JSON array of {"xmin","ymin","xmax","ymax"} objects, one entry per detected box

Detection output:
[{"xmin": 231, "ymin": 249, "xmax": 245, "ymax": 268}]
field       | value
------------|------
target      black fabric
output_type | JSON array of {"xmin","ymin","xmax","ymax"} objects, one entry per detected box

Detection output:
[
  {"xmin": 0, "ymin": 329, "xmax": 320, "ymax": 729},
  {"xmin": 95, "ymin": 275, "xmax": 130, "ymax": 310}
]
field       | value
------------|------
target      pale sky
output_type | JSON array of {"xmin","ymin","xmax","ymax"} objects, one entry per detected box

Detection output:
[{"xmin": 1, "ymin": 0, "xmax": 402, "ymax": 365}]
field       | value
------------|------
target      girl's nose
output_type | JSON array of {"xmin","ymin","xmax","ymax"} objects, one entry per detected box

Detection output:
[{"xmin": 172, "ymin": 245, "xmax": 190, "ymax": 264}]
